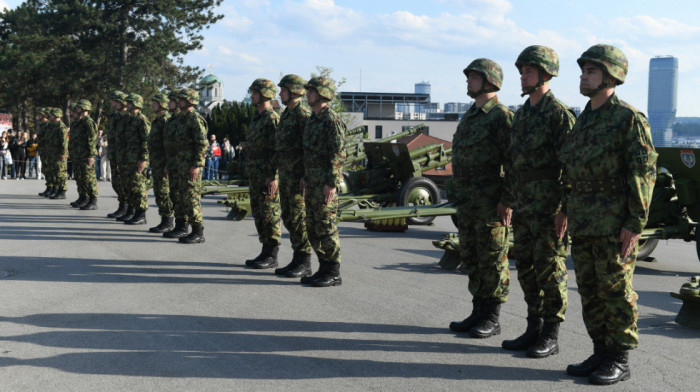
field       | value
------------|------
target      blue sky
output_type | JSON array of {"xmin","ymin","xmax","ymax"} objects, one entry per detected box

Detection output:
[{"xmin": 3, "ymin": 0, "xmax": 700, "ymax": 116}]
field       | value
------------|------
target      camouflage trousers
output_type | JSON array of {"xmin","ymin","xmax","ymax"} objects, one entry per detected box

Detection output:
[
  {"xmin": 42, "ymin": 154, "xmax": 53, "ymax": 187},
  {"xmin": 248, "ymin": 170, "xmax": 281, "ymax": 247},
  {"xmin": 304, "ymin": 183, "xmax": 341, "ymax": 264},
  {"xmin": 279, "ymin": 174, "xmax": 312, "ymax": 254},
  {"xmin": 110, "ymin": 162, "xmax": 126, "ymax": 204},
  {"xmin": 73, "ymin": 160, "xmax": 98, "ymax": 198},
  {"xmin": 512, "ymin": 211, "xmax": 568, "ymax": 322},
  {"xmin": 571, "ymin": 235, "xmax": 639, "ymax": 350},
  {"xmin": 122, "ymin": 162, "xmax": 148, "ymax": 210},
  {"xmin": 167, "ymin": 164, "xmax": 203, "ymax": 226},
  {"xmin": 456, "ymin": 203, "xmax": 510, "ymax": 303},
  {"xmin": 48, "ymin": 158, "xmax": 67, "ymax": 191},
  {"xmin": 151, "ymin": 165, "xmax": 173, "ymax": 217}
]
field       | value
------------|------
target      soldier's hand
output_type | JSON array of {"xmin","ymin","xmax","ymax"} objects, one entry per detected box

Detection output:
[
  {"xmin": 88, "ymin": 157, "xmax": 95, "ymax": 166},
  {"xmin": 323, "ymin": 185, "xmax": 336, "ymax": 205},
  {"xmin": 620, "ymin": 228, "xmax": 640, "ymax": 258},
  {"xmin": 267, "ymin": 178, "xmax": 278, "ymax": 195},
  {"xmin": 60, "ymin": 155, "xmax": 66, "ymax": 161},
  {"xmin": 137, "ymin": 160, "xmax": 147, "ymax": 174},
  {"xmin": 555, "ymin": 212, "xmax": 568, "ymax": 239},
  {"xmin": 190, "ymin": 167, "xmax": 199, "ymax": 181},
  {"xmin": 497, "ymin": 203, "xmax": 512, "ymax": 226}
]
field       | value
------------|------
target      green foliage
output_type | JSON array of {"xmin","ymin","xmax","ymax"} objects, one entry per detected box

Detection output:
[
  {"xmin": 310, "ymin": 66, "xmax": 346, "ymax": 114},
  {"xmin": 204, "ymin": 100, "xmax": 256, "ymax": 146},
  {"xmin": 673, "ymin": 122, "xmax": 700, "ymax": 137}
]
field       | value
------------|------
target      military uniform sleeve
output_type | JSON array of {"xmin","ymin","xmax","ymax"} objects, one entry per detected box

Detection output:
[
  {"xmin": 87, "ymin": 120, "xmax": 98, "ymax": 158},
  {"xmin": 138, "ymin": 115, "xmax": 150, "ymax": 162},
  {"xmin": 623, "ymin": 112, "xmax": 657, "ymax": 234},
  {"xmin": 498, "ymin": 108, "xmax": 515, "ymax": 207},
  {"xmin": 190, "ymin": 114, "xmax": 208, "ymax": 168},
  {"xmin": 555, "ymin": 108, "xmax": 576, "ymax": 211},
  {"xmin": 263, "ymin": 115, "xmax": 280, "ymax": 179},
  {"xmin": 60, "ymin": 125, "xmax": 69, "ymax": 156},
  {"xmin": 326, "ymin": 116, "xmax": 346, "ymax": 187}
]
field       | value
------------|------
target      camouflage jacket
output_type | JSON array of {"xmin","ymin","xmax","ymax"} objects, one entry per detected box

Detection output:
[
  {"xmin": 451, "ymin": 97, "xmax": 513, "ymax": 205},
  {"xmin": 560, "ymin": 93, "xmax": 657, "ymax": 235},
  {"xmin": 174, "ymin": 109, "xmax": 208, "ymax": 168},
  {"xmin": 68, "ymin": 115, "xmax": 98, "ymax": 161},
  {"xmin": 163, "ymin": 110, "xmax": 182, "ymax": 163},
  {"xmin": 106, "ymin": 111, "xmax": 127, "ymax": 162},
  {"xmin": 246, "ymin": 106, "xmax": 280, "ymax": 179},
  {"xmin": 36, "ymin": 121, "xmax": 48, "ymax": 156},
  {"xmin": 507, "ymin": 90, "xmax": 575, "ymax": 215},
  {"xmin": 303, "ymin": 106, "xmax": 346, "ymax": 187},
  {"xmin": 275, "ymin": 100, "xmax": 310, "ymax": 180},
  {"xmin": 114, "ymin": 111, "xmax": 133, "ymax": 162},
  {"xmin": 123, "ymin": 112, "xmax": 150, "ymax": 163},
  {"xmin": 148, "ymin": 111, "xmax": 171, "ymax": 170},
  {"xmin": 48, "ymin": 120, "xmax": 68, "ymax": 158}
]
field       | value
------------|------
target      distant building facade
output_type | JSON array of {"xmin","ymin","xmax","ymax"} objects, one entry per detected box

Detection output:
[
  {"xmin": 199, "ymin": 72, "xmax": 224, "ymax": 114},
  {"xmin": 648, "ymin": 56, "xmax": 678, "ymax": 146}
]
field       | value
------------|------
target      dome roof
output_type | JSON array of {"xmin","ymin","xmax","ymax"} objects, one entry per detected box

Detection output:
[{"xmin": 202, "ymin": 74, "xmax": 222, "ymax": 84}]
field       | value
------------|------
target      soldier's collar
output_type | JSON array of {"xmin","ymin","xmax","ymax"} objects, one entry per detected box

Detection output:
[{"xmin": 480, "ymin": 96, "xmax": 499, "ymax": 113}]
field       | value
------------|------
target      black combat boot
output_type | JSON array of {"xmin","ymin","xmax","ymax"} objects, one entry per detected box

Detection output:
[
  {"xmin": 149, "ymin": 215, "xmax": 175, "ymax": 233},
  {"xmin": 50, "ymin": 189, "xmax": 66, "ymax": 199},
  {"xmin": 283, "ymin": 253, "xmax": 312, "ymax": 278},
  {"xmin": 469, "ymin": 300, "xmax": 501, "ymax": 338},
  {"xmin": 307, "ymin": 262, "xmax": 342, "ymax": 287},
  {"xmin": 275, "ymin": 251, "xmax": 299, "ymax": 275},
  {"xmin": 179, "ymin": 224, "xmax": 205, "ymax": 244},
  {"xmin": 526, "ymin": 321, "xmax": 559, "ymax": 358},
  {"xmin": 502, "ymin": 315, "xmax": 543, "ymax": 350},
  {"xmin": 107, "ymin": 203, "xmax": 126, "ymax": 218},
  {"xmin": 124, "ymin": 208, "xmax": 147, "ymax": 224},
  {"xmin": 567, "ymin": 342, "xmax": 605, "ymax": 377},
  {"xmin": 300, "ymin": 267, "xmax": 323, "ymax": 284},
  {"xmin": 589, "ymin": 350, "xmax": 630, "ymax": 385},
  {"xmin": 449, "ymin": 297, "xmax": 484, "ymax": 333},
  {"xmin": 251, "ymin": 245, "xmax": 279, "ymax": 269},
  {"xmin": 116, "ymin": 206, "xmax": 135, "ymax": 221},
  {"xmin": 245, "ymin": 247, "xmax": 266, "ymax": 267},
  {"xmin": 79, "ymin": 197, "xmax": 98, "ymax": 210},
  {"xmin": 70, "ymin": 195, "xmax": 86, "ymax": 208},
  {"xmin": 45, "ymin": 187, "xmax": 58, "ymax": 198},
  {"xmin": 163, "ymin": 219, "xmax": 189, "ymax": 238},
  {"xmin": 39, "ymin": 186, "xmax": 51, "ymax": 196}
]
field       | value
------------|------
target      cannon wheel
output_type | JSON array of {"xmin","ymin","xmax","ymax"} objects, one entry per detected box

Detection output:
[
  {"xmin": 397, "ymin": 177, "xmax": 442, "ymax": 225},
  {"xmin": 637, "ymin": 238, "xmax": 659, "ymax": 260}
]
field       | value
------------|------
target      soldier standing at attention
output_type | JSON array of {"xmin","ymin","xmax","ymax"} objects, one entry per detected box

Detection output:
[
  {"xmin": 163, "ymin": 90, "xmax": 190, "ymax": 239},
  {"xmin": 299, "ymin": 77, "xmax": 346, "ymax": 287},
  {"xmin": 48, "ymin": 108, "xmax": 69, "ymax": 200},
  {"xmin": 70, "ymin": 100, "xmax": 99, "ymax": 210},
  {"xmin": 560, "ymin": 45, "xmax": 656, "ymax": 385},
  {"xmin": 37, "ymin": 109, "xmax": 52, "ymax": 196},
  {"xmin": 244, "ymin": 79, "xmax": 282, "ymax": 267},
  {"xmin": 173, "ymin": 88, "xmax": 208, "ymax": 244},
  {"xmin": 107, "ymin": 91, "xmax": 130, "ymax": 219},
  {"xmin": 147, "ymin": 92, "xmax": 175, "ymax": 233},
  {"xmin": 122, "ymin": 93, "xmax": 150, "ymax": 225},
  {"xmin": 272, "ymin": 74, "xmax": 314, "ymax": 277},
  {"xmin": 67, "ymin": 103, "xmax": 81, "ymax": 206},
  {"xmin": 448, "ymin": 59, "xmax": 513, "ymax": 338},
  {"xmin": 500, "ymin": 46, "xmax": 575, "ymax": 357}
]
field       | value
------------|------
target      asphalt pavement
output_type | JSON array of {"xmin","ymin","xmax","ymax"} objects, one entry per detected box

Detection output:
[{"xmin": 1, "ymin": 178, "xmax": 699, "ymax": 391}]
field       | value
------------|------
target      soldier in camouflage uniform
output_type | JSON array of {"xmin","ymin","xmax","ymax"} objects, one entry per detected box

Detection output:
[
  {"xmin": 448, "ymin": 59, "xmax": 513, "ymax": 338},
  {"xmin": 162, "ymin": 90, "xmax": 190, "ymax": 239},
  {"xmin": 172, "ymin": 88, "xmax": 208, "ymax": 244},
  {"xmin": 47, "ymin": 108, "xmax": 69, "ymax": 200},
  {"xmin": 107, "ymin": 91, "xmax": 130, "ymax": 218},
  {"xmin": 122, "ymin": 93, "xmax": 150, "ymax": 225},
  {"xmin": 69, "ymin": 99, "xmax": 99, "ymax": 210},
  {"xmin": 36, "ymin": 109, "xmax": 52, "ymax": 196},
  {"xmin": 501, "ymin": 46, "xmax": 575, "ymax": 357},
  {"xmin": 147, "ymin": 92, "xmax": 175, "ymax": 233},
  {"xmin": 272, "ymin": 74, "xmax": 314, "ymax": 277},
  {"xmin": 299, "ymin": 77, "xmax": 346, "ymax": 287},
  {"xmin": 560, "ymin": 45, "xmax": 657, "ymax": 385},
  {"xmin": 244, "ymin": 79, "xmax": 282, "ymax": 267}
]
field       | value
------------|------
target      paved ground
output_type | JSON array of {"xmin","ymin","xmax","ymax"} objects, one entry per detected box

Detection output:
[{"xmin": 0, "ymin": 179, "xmax": 699, "ymax": 391}]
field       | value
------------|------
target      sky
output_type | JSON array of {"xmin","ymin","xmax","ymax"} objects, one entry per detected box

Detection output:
[{"xmin": 3, "ymin": 0, "xmax": 700, "ymax": 116}]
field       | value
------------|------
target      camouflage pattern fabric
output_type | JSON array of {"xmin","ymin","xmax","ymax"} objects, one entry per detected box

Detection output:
[
  {"xmin": 164, "ymin": 111, "xmax": 188, "ymax": 221},
  {"xmin": 246, "ymin": 106, "xmax": 281, "ymax": 246},
  {"xmin": 172, "ymin": 109, "xmax": 208, "ymax": 225},
  {"xmin": 148, "ymin": 112, "xmax": 173, "ymax": 217},
  {"xmin": 52, "ymin": 120, "xmax": 69, "ymax": 191},
  {"xmin": 275, "ymin": 101, "xmax": 312, "ymax": 254},
  {"xmin": 36, "ymin": 121, "xmax": 51, "ymax": 187},
  {"xmin": 114, "ymin": 110, "xmax": 133, "ymax": 208},
  {"xmin": 507, "ymin": 90, "xmax": 574, "ymax": 321},
  {"xmin": 70, "ymin": 115, "xmax": 99, "ymax": 198},
  {"xmin": 107, "ymin": 111, "xmax": 128, "ymax": 204},
  {"xmin": 451, "ymin": 97, "xmax": 513, "ymax": 303},
  {"xmin": 561, "ymin": 92, "xmax": 657, "ymax": 351},
  {"xmin": 123, "ymin": 112, "xmax": 150, "ymax": 210},
  {"xmin": 303, "ymin": 106, "xmax": 346, "ymax": 264}
]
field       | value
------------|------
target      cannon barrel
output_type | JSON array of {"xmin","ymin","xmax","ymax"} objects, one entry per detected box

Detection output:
[{"xmin": 376, "ymin": 124, "xmax": 427, "ymax": 143}]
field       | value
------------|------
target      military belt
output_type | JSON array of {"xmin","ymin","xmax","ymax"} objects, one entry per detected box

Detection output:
[
  {"xmin": 517, "ymin": 168, "xmax": 560, "ymax": 182},
  {"xmin": 572, "ymin": 177, "xmax": 627, "ymax": 194}
]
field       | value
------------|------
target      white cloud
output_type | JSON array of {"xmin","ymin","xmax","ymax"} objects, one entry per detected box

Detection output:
[
  {"xmin": 0, "ymin": 1, "xmax": 9, "ymax": 10},
  {"xmin": 439, "ymin": 0, "xmax": 513, "ymax": 13},
  {"xmin": 613, "ymin": 15, "xmax": 700, "ymax": 39},
  {"xmin": 238, "ymin": 52, "xmax": 262, "ymax": 65},
  {"xmin": 220, "ymin": 5, "xmax": 253, "ymax": 32},
  {"xmin": 218, "ymin": 46, "xmax": 233, "ymax": 56},
  {"xmin": 278, "ymin": 0, "xmax": 366, "ymax": 40}
]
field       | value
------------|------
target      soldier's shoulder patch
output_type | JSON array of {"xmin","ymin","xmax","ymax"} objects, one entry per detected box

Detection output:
[{"xmin": 634, "ymin": 146, "xmax": 651, "ymax": 164}]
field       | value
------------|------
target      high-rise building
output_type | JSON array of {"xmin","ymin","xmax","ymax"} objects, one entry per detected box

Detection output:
[{"xmin": 648, "ymin": 56, "xmax": 678, "ymax": 146}]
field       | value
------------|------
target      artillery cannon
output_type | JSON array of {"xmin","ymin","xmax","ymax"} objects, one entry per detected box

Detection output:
[{"xmin": 343, "ymin": 124, "xmax": 427, "ymax": 167}]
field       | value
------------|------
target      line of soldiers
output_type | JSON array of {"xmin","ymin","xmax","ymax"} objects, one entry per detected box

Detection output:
[{"xmin": 448, "ymin": 44, "xmax": 656, "ymax": 386}]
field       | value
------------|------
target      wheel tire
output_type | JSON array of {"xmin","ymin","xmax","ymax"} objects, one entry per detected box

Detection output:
[
  {"xmin": 396, "ymin": 177, "xmax": 441, "ymax": 225},
  {"xmin": 637, "ymin": 238, "xmax": 659, "ymax": 260}
]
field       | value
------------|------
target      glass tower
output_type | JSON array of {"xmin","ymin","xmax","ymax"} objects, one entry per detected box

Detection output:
[{"xmin": 647, "ymin": 56, "xmax": 678, "ymax": 146}]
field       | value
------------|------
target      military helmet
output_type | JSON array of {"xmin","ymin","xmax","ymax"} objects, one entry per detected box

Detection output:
[
  {"xmin": 50, "ymin": 107, "xmax": 63, "ymax": 118},
  {"xmin": 168, "ymin": 90, "xmax": 180, "ymax": 101},
  {"xmin": 110, "ymin": 90, "xmax": 127, "ymax": 104},
  {"xmin": 152, "ymin": 92, "xmax": 169, "ymax": 109},
  {"xmin": 577, "ymin": 44, "xmax": 628, "ymax": 85},
  {"xmin": 38, "ymin": 107, "xmax": 48, "ymax": 116},
  {"xmin": 248, "ymin": 78, "xmax": 277, "ymax": 100},
  {"xmin": 68, "ymin": 103, "xmax": 76, "ymax": 111},
  {"xmin": 177, "ymin": 88, "xmax": 199, "ymax": 105},
  {"xmin": 304, "ymin": 77, "xmax": 335, "ymax": 101},
  {"xmin": 463, "ymin": 58, "xmax": 504, "ymax": 90},
  {"xmin": 278, "ymin": 74, "xmax": 307, "ymax": 96},
  {"xmin": 516, "ymin": 45, "xmax": 559, "ymax": 77},
  {"xmin": 124, "ymin": 93, "xmax": 144, "ymax": 109},
  {"xmin": 75, "ymin": 99, "xmax": 92, "ymax": 112}
]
